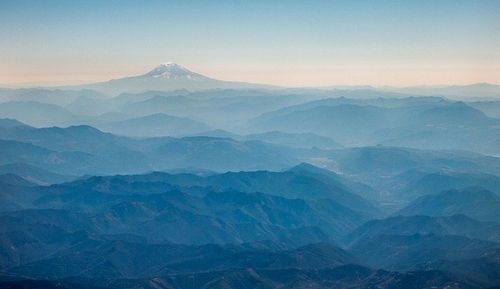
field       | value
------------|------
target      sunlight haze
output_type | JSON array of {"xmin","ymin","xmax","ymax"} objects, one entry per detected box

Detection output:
[{"xmin": 0, "ymin": 0, "xmax": 499, "ymax": 87}]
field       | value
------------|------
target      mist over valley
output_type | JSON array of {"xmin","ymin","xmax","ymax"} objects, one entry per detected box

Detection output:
[{"xmin": 0, "ymin": 61, "xmax": 499, "ymax": 288}]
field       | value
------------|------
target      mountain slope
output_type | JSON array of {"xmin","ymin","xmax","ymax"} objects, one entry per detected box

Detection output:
[
  {"xmin": 397, "ymin": 187, "xmax": 500, "ymax": 222},
  {"xmin": 153, "ymin": 137, "xmax": 298, "ymax": 172},
  {"xmin": 252, "ymin": 99, "xmax": 500, "ymax": 154},
  {"xmin": 0, "ymin": 101, "xmax": 81, "ymax": 127},
  {"xmin": 4, "ymin": 239, "xmax": 357, "ymax": 279},
  {"xmin": 11, "ymin": 187, "xmax": 357, "ymax": 245},
  {"xmin": 390, "ymin": 168, "xmax": 500, "ymax": 201},
  {"xmin": 0, "ymin": 123, "xmax": 313, "ymax": 175},
  {"xmin": 349, "ymin": 233, "xmax": 500, "ymax": 271},
  {"xmin": 0, "ymin": 164, "xmax": 384, "ymax": 245},
  {"xmin": 243, "ymin": 131, "xmax": 342, "ymax": 149},
  {"xmin": 0, "ymin": 163, "xmax": 75, "ymax": 185},
  {"xmin": 254, "ymin": 104, "xmax": 389, "ymax": 146},
  {"xmin": 71, "ymin": 62, "xmax": 278, "ymax": 95},
  {"xmin": 344, "ymin": 214, "xmax": 500, "ymax": 245},
  {"xmin": 0, "ymin": 266, "xmax": 476, "ymax": 289},
  {"xmin": 0, "ymin": 139, "xmax": 99, "ymax": 175},
  {"xmin": 0, "ymin": 124, "xmax": 133, "ymax": 153},
  {"xmin": 0, "ymin": 118, "xmax": 27, "ymax": 128},
  {"xmin": 95, "ymin": 113, "xmax": 212, "ymax": 137},
  {"xmin": 205, "ymin": 169, "xmax": 382, "ymax": 220}
]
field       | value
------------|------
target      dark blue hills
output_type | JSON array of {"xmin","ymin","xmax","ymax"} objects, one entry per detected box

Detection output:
[
  {"xmin": 345, "ymin": 214, "xmax": 500, "ymax": 246},
  {"xmin": 0, "ymin": 165, "xmax": 383, "ymax": 245},
  {"xmin": 1, "ymin": 89, "xmax": 500, "ymax": 288},
  {"xmin": 349, "ymin": 232, "xmax": 500, "ymax": 271},
  {"xmin": 397, "ymin": 187, "xmax": 500, "ymax": 222}
]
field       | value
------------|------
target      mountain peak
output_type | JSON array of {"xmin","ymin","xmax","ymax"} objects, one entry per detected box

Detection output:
[
  {"xmin": 143, "ymin": 62, "xmax": 205, "ymax": 80},
  {"xmin": 157, "ymin": 62, "xmax": 183, "ymax": 69}
]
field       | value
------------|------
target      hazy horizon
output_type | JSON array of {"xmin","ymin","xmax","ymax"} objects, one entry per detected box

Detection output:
[
  {"xmin": 1, "ymin": 1, "xmax": 499, "ymax": 87},
  {"xmin": 2, "ymin": 61, "xmax": 499, "ymax": 90}
]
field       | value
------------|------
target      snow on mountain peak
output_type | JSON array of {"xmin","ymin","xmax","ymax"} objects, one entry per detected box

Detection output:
[
  {"xmin": 159, "ymin": 62, "xmax": 178, "ymax": 67},
  {"xmin": 144, "ymin": 62, "xmax": 204, "ymax": 80}
]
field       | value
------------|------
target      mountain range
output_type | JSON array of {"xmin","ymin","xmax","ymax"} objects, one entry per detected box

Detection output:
[
  {"xmin": 0, "ymin": 62, "xmax": 499, "ymax": 288},
  {"xmin": 1, "ymin": 165, "xmax": 499, "ymax": 287},
  {"xmin": 2, "ymin": 63, "xmax": 499, "ymax": 99}
]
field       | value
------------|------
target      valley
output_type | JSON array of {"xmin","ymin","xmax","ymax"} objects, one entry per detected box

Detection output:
[{"xmin": 0, "ymin": 63, "xmax": 499, "ymax": 288}]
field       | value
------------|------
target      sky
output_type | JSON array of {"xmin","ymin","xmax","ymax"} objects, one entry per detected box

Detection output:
[{"xmin": 0, "ymin": 0, "xmax": 499, "ymax": 87}]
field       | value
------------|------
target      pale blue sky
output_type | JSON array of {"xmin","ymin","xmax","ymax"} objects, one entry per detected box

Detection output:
[{"xmin": 1, "ymin": 0, "xmax": 499, "ymax": 87}]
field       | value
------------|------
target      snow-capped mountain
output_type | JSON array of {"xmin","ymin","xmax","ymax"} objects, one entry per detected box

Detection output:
[
  {"xmin": 66, "ymin": 62, "xmax": 278, "ymax": 96},
  {"xmin": 143, "ymin": 62, "xmax": 206, "ymax": 80}
]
